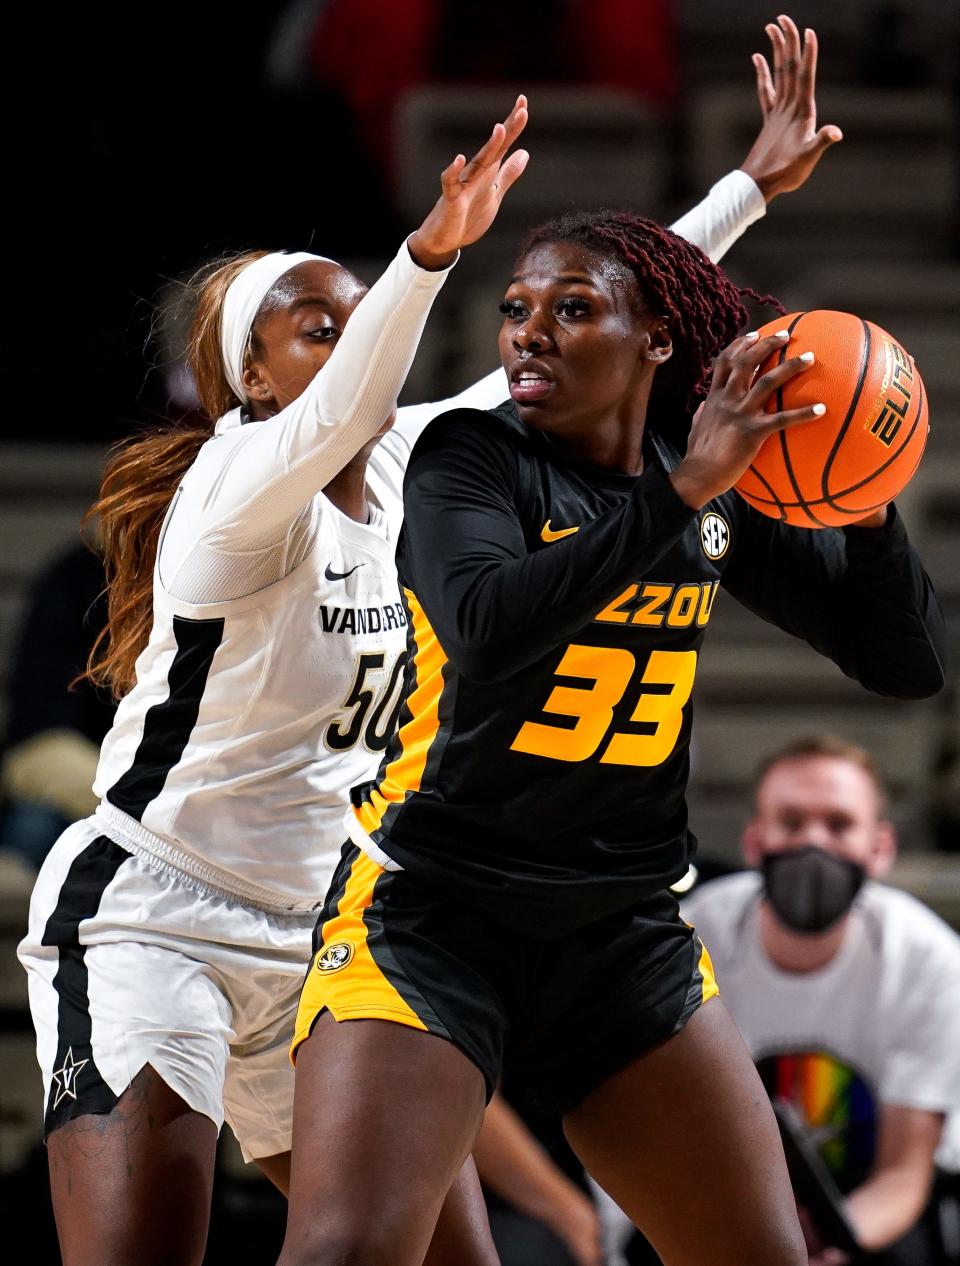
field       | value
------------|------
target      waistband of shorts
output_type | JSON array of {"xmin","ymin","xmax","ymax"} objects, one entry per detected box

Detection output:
[
  {"xmin": 93, "ymin": 802, "xmax": 326, "ymax": 916},
  {"xmin": 345, "ymin": 814, "xmax": 404, "ymax": 872}
]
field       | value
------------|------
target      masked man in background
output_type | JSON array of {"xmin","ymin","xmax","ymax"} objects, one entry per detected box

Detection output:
[{"xmin": 683, "ymin": 736, "xmax": 960, "ymax": 1266}]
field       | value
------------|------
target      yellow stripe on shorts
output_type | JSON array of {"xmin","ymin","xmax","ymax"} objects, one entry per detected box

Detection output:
[
  {"xmin": 291, "ymin": 850, "xmax": 427, "ymax": 1062},
  {"xmin": 697, "ymin": 937, "xmax": 719, "ymax": 1005}
]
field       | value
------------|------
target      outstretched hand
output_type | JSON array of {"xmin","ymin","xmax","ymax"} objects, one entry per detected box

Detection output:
[
  {"xmin": 740, "ymin": 15, "xmax": 843, "ymax": 203},
  {"xmin": 408, "ymin": 96, "xmax": 529, "ymax": 271}
]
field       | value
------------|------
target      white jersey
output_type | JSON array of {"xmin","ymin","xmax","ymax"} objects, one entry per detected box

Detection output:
[
  {"xmin": 91, "ymin": 172, "xmax": 766, "ymax": 913},
  {"xmin": 684, "ymin": 873, "xmax": 960, "ymax": 1175}
]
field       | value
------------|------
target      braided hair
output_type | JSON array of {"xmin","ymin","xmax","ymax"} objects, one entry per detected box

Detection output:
[{"xmin": 520, "ymin": 210, "xmax": 782, "ymax": 448}]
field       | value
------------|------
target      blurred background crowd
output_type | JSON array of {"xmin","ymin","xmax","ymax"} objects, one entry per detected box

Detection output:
[{"xmin": 2, "ymin": 0, "xmax": 958, "ymax": 1262}]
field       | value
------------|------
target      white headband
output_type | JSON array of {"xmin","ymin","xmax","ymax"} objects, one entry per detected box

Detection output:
[{"xmin": 220, "ymin": 250, "xmax": 336, "ymax": 402}]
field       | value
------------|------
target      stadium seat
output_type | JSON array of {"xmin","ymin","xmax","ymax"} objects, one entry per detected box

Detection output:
[
  {"xmin": 0, "ymin": 445, "xmax": 103, "ymax": 734},
  {"xmin": 393, "ymin": 86, "xmax": 669, "ymax": 270},
  {"xmin": 688, "ymin": 86, "xmax": 956, "ymax": 278}
]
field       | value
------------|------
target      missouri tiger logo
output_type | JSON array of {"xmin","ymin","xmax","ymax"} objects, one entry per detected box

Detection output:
[
  {"xmin": 700, "ymin": 512, "xmax": 730, "ymax": 560},
  {"xmin": 316, "ymin": 942, "xmax": 354, "ymax": 973}
]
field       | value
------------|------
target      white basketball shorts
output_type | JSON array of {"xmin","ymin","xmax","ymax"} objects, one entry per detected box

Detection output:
[{"xmin": 18, "ymin": 817, "xmax": 317, "ymax": 1162}]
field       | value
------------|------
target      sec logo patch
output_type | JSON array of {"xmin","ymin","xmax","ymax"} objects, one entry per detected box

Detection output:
[
  {"xmin": 700, "ymin": 512, "xmax": 730, "ymax": 560},
  {"xmin": 317, "ymin": 942, "xmax": 354, "ymax": 973}
]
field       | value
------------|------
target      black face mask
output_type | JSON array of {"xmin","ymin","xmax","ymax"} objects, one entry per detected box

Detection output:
[{"xmin": 761, "ymin": 846, "xmax": 866, "ymax": 934}]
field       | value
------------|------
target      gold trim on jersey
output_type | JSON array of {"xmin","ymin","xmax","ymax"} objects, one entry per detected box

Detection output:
[
  {"xmin": 291, "ymin": 849, "xmax": 428, "ymax": 1061},
  {"xmin": 353, "ymin": 588, "xmax": 447, "ymax": 838}
]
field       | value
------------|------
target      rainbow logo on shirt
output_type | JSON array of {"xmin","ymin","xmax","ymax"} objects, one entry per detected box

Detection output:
[{"xmin": 757, "ymin": 1050, "xmax": 877, "ymax": 1192}]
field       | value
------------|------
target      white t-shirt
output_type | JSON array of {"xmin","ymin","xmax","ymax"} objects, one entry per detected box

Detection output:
[
  {"xmin": 91, "ymin": 172, "xmax": 766, "ymax": 912},
  {"xmin": 684, "ymin": 873, "xmax": 960, "ymax": 1177}
]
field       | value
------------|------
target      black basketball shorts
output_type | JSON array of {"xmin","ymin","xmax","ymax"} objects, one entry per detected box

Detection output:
[{"xmin": 293, "ymin": 843, "xmax": 718, "ymax": 1114}]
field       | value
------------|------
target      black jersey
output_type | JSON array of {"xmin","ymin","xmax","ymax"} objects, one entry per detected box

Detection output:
[{"xmin": 351, "ymin": 404, "xmax": 945, "ymax": 939}]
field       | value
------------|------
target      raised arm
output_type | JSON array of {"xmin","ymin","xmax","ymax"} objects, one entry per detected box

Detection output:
[
  {"xmin": 178, "ymin": 100, "xmax": 530, "ymax": 554},
  {"xmin": 672, "ymin": 14, "xmax": 842, "ymax": 263},
  {"xmin": 741, "ymin": 16, "xmax": 843, "ymax": 204}
]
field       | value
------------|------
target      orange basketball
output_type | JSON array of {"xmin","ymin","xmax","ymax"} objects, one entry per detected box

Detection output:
[{"xmin": 734, "ymin": 311, "xmax": 928, "ymax": 528}]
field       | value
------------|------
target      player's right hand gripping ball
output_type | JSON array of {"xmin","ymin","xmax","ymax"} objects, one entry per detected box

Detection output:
[{"xmin": 734, "ymin": 310, "xmax": 928, "ymax": 528}]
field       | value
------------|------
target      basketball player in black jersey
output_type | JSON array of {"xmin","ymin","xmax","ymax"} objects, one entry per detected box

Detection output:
[{"xmin": 282, "ymin": 207, "xmax": 945, "ymax": 1266}]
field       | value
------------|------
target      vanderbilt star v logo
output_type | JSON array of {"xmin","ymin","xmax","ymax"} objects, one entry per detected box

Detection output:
[
  {"xmin": 325, "ymin": 563, "xmax": 365, "ymax": 582},
  {"xmin": 51, "ymin": 1046, "xmax": 88, "ymax": 1109},
  {"xmin": 540, "ymin": 520, "xmax": 580, "ymax": 543}
]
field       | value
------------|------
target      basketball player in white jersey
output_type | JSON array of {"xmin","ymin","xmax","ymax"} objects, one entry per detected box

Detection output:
[{"xmin": 19, "ymin": 19, "xmax": 842, "ymax": 1265}]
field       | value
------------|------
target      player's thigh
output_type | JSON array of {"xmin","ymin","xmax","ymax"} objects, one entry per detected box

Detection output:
[
  {"xmin": 48, "ymin": 1064, "xmax": 218, "ymax": 1266},
  {"xmin": 283, "ymin": 844, "xmax": 508, "ymax": 1263},
  {"xmin": 21, "ymin": 838, "xmax": 234, "ymax": 1266},
  {"xmin": 564, "ymin": 999, "xmax": 806, "ymax": 1266},
  {"xmin": 282, "ymin": 1013, "xmax": 487, "ymax": 1266},
  {"xmin": 43, "ymin": 935, "xmax": 231, "ymax": 1266}
]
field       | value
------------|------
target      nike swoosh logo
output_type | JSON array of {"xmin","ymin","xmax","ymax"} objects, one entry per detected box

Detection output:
[
  {"xmin": 540, "ymin": 520, "xmax": 580, "ymax": 543},
  {"xmin": 324, "ymin": 563, "xmax": 365, "ymax": 581}
]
